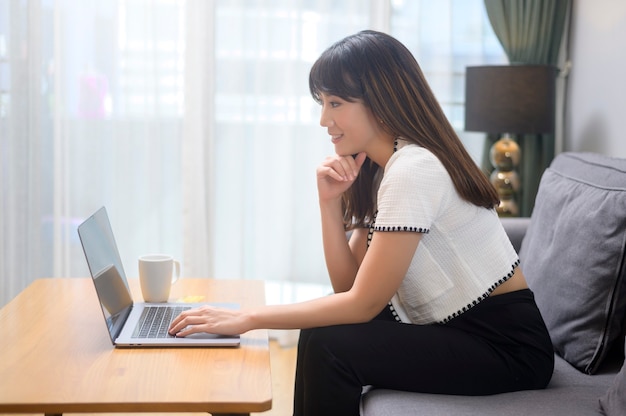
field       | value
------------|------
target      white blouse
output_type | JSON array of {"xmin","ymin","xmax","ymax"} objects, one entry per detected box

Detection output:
[{"xmin": 372, "ymin": 142, "xmax": 519, "ymax": 325}]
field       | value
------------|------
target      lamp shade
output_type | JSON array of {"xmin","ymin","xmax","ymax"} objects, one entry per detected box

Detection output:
[{"xmin": 464, "ymin": 65, "xmax": 558, "ymax": 135}]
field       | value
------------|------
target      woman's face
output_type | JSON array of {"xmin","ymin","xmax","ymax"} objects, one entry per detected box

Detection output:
[{"xmin": 318, "ymin": 93, "xmax": 386, "ymax": 157}]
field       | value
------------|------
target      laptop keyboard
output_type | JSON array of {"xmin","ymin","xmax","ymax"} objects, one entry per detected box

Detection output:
[{"xmin": 132, "ymin": 305, "xmax": 191, "ymax": 339}]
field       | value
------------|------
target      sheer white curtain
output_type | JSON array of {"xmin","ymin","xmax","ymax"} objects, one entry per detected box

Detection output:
[
  {"xmin": 0, "ymin": 0, "xmax": 505, "ymax": 309},
  {"xmin": 207, "ymin": 1, "xmax": 368, "ymax": 284},
  {"xmin": 1, "ymin": 0, "xmax": 186, "ymax": 307}
]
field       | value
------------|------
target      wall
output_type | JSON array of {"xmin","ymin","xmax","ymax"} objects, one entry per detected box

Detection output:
[{"xmin": 566, "ymin": 0, "xmax": 626, "ymax": 156}]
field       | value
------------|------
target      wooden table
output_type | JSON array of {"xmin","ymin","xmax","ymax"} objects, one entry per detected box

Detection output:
[{"xmin": 0, "ymin": 278, "xmax": 272, "ymax": 416}]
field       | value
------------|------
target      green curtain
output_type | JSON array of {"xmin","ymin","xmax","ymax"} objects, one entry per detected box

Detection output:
[{"xmin": 482, "ymin": 0, "xmax": 571, "ymax": 216}]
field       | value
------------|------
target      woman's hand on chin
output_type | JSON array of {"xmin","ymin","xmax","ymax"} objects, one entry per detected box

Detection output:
[{"xmin": 316, "ymin": 152, "xmax": 367, "ymax": 201}]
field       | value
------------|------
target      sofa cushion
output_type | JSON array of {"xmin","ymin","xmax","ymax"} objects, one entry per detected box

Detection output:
[
  {"xmin": 519, "ymin": 152, "xmax": 626, "ymax": 374},
  {"xmin": 360, "ymin": 355, "xmax": 616, "ymax": 416},
  {"xmin": 599, "ymin": 341, "xmax": 626, "ymax": 415}
]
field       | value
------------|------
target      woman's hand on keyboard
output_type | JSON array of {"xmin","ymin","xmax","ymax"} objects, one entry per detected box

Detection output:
[{"xmin": 168, "ymin": 305, "xmax": 249, "ymax": 337}]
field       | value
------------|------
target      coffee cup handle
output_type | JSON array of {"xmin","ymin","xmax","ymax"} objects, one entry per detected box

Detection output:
[{"xmin": 172, "ymin": 260, "xmax": 181, "ymax": 284}]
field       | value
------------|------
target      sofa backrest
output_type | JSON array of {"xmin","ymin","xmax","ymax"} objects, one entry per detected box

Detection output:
[{"xmin": 519, "ymin": 152, "xmax": 626, "ymax": 375}]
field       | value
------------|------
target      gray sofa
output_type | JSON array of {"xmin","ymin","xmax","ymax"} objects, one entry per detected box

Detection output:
[{"xmin": 360, "ymin": 152, "xmax": 626, "ymax": 416}]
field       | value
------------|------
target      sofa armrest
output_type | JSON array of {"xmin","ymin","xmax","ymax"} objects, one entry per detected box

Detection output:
[{"xmin": 500, "ymin": 217, "xmax": 531, "ymax": 254}]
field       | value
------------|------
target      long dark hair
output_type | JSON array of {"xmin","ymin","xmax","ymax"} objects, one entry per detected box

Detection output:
[{"xmin": 309, "ymin": 30, "xmax": 499, "ymax": 229}]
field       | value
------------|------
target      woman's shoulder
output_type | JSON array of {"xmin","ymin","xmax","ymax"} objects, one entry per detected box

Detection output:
[
  {"xmin": 376, "ymin": 141, "xmax": 454, "ymax": 229},
  {"xmin": 387, "ymin": 141, "xmax": 443, "ymax": 170},
  {"xmin": 385, "ymin": 142, "xmax": 448, "ymax": 181},
  {"xmin": 379, "ymin": 141, "xmax": 454, "ymax": 210}
]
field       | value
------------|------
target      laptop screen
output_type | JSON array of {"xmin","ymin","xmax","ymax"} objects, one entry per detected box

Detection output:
[{"xmin": 77, "ymin": 207, "xmax": 133, "ymax": 342}]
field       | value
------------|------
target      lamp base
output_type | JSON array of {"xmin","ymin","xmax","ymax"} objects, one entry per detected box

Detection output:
[{"xmin": 489, "ymin": 134, "xmax": 520, "ymax": 217}]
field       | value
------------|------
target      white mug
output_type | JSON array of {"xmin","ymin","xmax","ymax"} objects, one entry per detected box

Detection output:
[{"xmin": 138, "ymin": 254, "xmax": 181, "ymax": 303}]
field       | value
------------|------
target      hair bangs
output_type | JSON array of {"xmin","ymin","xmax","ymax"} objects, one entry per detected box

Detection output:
[{"xmin": 309, "ymin": 43, "xmax": 364, "ymax": 104}]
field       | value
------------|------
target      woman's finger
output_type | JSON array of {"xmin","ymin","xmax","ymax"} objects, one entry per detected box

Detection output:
[{"xmin": 168, "ymin": 306, "xmax": 211, "ymax": 334}]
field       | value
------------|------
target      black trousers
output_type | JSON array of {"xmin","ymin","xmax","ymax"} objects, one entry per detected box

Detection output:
[{"xmin": 293, "ymin": 289, "xmax": 554, "ymax": 416}]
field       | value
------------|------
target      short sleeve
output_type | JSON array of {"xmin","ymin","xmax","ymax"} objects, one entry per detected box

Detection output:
[{"xmin": 374, "ymin": 145, "xmax": 452, "ymax": 233}]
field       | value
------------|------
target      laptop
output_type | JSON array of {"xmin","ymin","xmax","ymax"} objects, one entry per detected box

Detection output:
[{"xmin": 77, "ymin": 206, "xmax": 240, "ymax": 347}]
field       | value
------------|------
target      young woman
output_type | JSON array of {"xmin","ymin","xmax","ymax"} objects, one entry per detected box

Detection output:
[{"xmin": 169, "ymin": 30, "xmax": 554, "ymax": 415}]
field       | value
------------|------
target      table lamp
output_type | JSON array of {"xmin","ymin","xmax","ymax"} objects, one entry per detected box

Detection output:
[{"xmin": 464, "ymin": 65, "xmax": 557, "ymax": 216}]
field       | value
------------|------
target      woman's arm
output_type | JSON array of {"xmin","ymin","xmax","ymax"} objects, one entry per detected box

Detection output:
[
  {"xmin": 318, "ymin": 198, "xmax": 363, "ymax": 293},
  {"xmin": 168, "ymin": 230, "xmax": 421, "ymax": 337},
  {"xmin": 168, "ymin": 152, "xmax": 421, "ymax": 337},
  {"xmin": 316, "ymin": 153, "xmax": 367, "ymax": 292}
]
